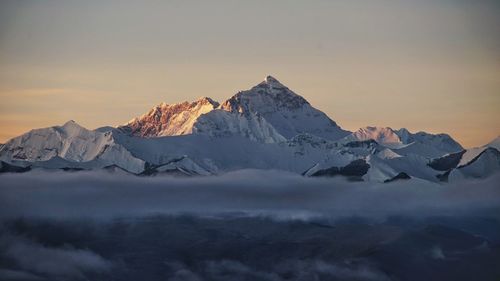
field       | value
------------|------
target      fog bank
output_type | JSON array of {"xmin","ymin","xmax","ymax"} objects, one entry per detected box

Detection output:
[{"xmin": 0, "ymin": 170, "xmax": 499, "ymax": 219}]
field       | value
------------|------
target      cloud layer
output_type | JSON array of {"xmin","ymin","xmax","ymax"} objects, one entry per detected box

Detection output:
[
  {"xmin": 1, "ymin": 169, "xmax": 499, "ymax": 220},
  {"xmin": 0, "ymin": 232, "xmax": 111, "ymax": 280}
]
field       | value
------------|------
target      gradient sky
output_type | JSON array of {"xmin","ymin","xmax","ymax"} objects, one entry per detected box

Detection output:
[{"xmin": 0, "ymin": 0, "xmax": 499, "ymax": 147}]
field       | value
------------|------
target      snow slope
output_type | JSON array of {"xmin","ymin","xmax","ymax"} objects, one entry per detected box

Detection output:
[
  {"xmin": 404, "ymin": 131, "xmax": 463, "ymax": 154},
  {"xmin": 112, "ymin": 133, "xmax": 321, "ymax": 174},
  {"xmin": 363, "ymin": 155, "xmax": 399, "ymax": 182},
  {"xmin": 459, "ymin": 136, "xmax": 500, "ymax": 166},
  {"xmin": 449, "ymin": 148, "xmax": 500, "ymax": 181},
  {"xmin": 393, "ymin": 141, "xmax": 455, "ymax": 159},
  {"xmin": 193, "ymin": 109, "xmax": 286, "ymax": 143}
]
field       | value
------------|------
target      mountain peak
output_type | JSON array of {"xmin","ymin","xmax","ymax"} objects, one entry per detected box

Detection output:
[
  {"xmin": 61, "ymin": 120, "xmax": 84, "ymax": 131},
  {"xmin": 344, "ymin": 126, "xmax": 403, "ymax": 148},
  {"xmin": 264, "ymin": 75, "xmax": 281, "ymax": 84},
  {"xmin": 195, "ymin": 96, "xmax": 219, "ymax": 106},
  {"xmin": 216, "ymin": 75, "xmax": 349, "ymax": 140},
  {"xmin": 63, "ymin": 120, "xmax": 77, "ymax": 126},
  {"xmin": 256, "ymin": 75, "xmax": 286, "ymax": 89},
  {"xmin": 156, "ymin": 97, "xmax": 218, "ymax": 109}
]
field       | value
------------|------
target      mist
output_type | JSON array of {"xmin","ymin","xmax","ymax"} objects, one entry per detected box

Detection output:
[
  {"xmin": 1, "ymin": 170, "xmax": 499, "ymax": 220},
  {"xmin": 1, "ymin": 170, "xmax": 500, "ymax": 280}
]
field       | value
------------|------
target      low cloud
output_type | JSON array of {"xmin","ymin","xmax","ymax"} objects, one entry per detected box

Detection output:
[
  {"xmin": 165, "ymin": 259, "xmax": 390, "ymax": 281},
  {"xmin": 0, "ymin": 169, "xmax": 499, "ymax": 220},
  {"xmin": 0, "ymin": 269, "xmax": 46, "ymax": 281},
  {"xmin": 166, "ymin": 262, "xmax": 203, "ymax": 281},
  {"xmin": 0, "ymin": 233, "xmax": 111, "ymax": 280}
]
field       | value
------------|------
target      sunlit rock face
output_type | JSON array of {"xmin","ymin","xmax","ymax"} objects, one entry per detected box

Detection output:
[{"xmin": 119, "ymin": 97, "xmax": 220, "ymax": 137}]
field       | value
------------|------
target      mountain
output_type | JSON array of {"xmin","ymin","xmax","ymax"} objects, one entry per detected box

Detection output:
[
  {"xmin": 118, "ymin": 76, "xmax": 349, "ymax": 143},
  {"xmin": 0, "ymin": 161, "xmax": 31, "ymax": 173},
  {"xmin": 0, "ymin": 75, "xmax": 497, "ymax": 183},
  {"xmin": 401, "ymin": 131, "xmax": 463, "ymax": 155},
  {"xmin": 458, "ymin": 136, "xmax": 500, "ymax": 167},
  {"xmin": 0, "ymin": 120, "xmax": 145, "ymax": 173},
  {"xmin": 218, "ymin": 76, "xmax": 350, "ymax": 141},
  {"xmin": 342, "ymin": 126, "xmax": 463, "ymax": 158},
  {"xmin": 141, "ymin": 156, "xmax": 213, "ymax": 176},
  {"xmin": 0, "ymin": 120, "xmax": 112, "ymax": 162},
  {"xmin": 428, "ymin": 150, "xmax": 466, "ymax": 172},
  {"xmin": 342, "ymin": 126, "xmax": 404, "ymax": 148},
  {"xmin": 449, "ymin": 147, "xmax": 500, "ymax": 181},
  {"xmin": 426, "ymin": 135, "xmax": 500, "ymax": 182},
  {"xmin": 119, "ymin": 97, "xmax": 219, "ymax": 137}
]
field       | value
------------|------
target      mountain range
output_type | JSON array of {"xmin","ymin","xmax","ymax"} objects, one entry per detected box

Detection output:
[{"xmin": 1, "ymin": 75, "xmax": 499, "ymax": 183}]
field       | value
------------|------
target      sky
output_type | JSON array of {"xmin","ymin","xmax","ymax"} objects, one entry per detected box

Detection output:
[{"xmin": 0, "ymin": 0, "xmax": 499, "ymax": 147}]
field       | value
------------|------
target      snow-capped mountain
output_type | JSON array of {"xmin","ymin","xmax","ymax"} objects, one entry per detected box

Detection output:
[
  {"xmin": 0, "ymin": 75, "xmax": 497, "ymax": 183},
  {"xmin": 342, "ymin": 126, "xmax": 463, "ymax": 158},
  {"xmin": 119, "ymin": 97, "xmax": 219, "ymax": 137},
  {"xmin": 218, "ymin": 76, "xmax": 350, "ymax": 141},
  {"xmin": 449, "ymin": 147, "xmax": 500, "ymax": 181},
  {"xmin": 458, "ymin": 136, "xmax": 500, "ymax": 167},
  {"xmin": 401, "ymin": 131, "xmax": 463, "ymax": 155},
  {"xmin": 118, "ymin": 76, "xmax": 349, "ymax": 143},
  {"xmin": 0, "ymin": 120, "xmax": 145, "ymax": 173},
  {"xmin": 342, "ymin": 127, "xmax": 404, "ymax": 148},
  {"xmin": 425, "ymin": 135, "xmax": 500, "ymax": 182},
  {"xmin": 1, "ymin": 120, "xmax": 116, "ymax": 162}
]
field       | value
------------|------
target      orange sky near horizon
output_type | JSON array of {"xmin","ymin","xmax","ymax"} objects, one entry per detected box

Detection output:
[{"xmin": 0, "ymin": 1, "xmax": 499, "ymax": 148}]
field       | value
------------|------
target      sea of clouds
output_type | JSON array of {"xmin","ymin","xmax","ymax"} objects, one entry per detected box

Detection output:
[
  {"xmin": 0, "ymin": 169, "xmax": 499, "ymax": 220},
  {"xmin": 1, "ymin": 170, "xmax": 499, "ymax": 281}
]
